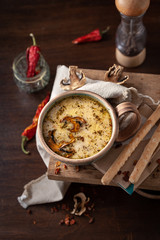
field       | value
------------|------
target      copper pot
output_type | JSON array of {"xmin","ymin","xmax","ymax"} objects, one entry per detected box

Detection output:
[{"xmin": 37, "ymin": 90, "xmax": 141, "ymax": 165}]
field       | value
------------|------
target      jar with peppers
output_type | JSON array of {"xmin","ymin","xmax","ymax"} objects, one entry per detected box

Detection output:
[{"xmin": 12, "ymin": 34, "xmax": 50, "ymax": 93}]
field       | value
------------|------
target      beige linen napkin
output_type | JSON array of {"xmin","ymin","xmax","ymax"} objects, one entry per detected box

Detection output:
[
  {"xmin": 18, "ymin": 174, "xmax": 70, "ymax": 208},
  {"xmin": 18, "ymin": 65, "xmax": 159, "ymax": 208}
]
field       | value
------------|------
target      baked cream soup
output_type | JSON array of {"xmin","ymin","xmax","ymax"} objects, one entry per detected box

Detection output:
[{"xmin": 43, "ymin": 95, "xmax": 112, "ymax": 159}]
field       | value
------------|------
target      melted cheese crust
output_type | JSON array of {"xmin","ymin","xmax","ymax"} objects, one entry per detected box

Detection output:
[{"xmin": 43, "ymin": 96, "xmax": 112, "ymax": 159}]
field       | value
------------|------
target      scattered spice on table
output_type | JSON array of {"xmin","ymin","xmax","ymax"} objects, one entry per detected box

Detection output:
[
  {"xmin": 21, "ymin": 92, "xmax": 50, "ymax": 154},
  {"xmin": 51, "ymin": 206, "xmax": 58, "ymax": 214},
  {"xmin": 54, "ymin": 162, "xmax": 68, "ymax": 174},
  {"xmin": 55, "ymin": 167, "xmax": 61, "ymax": 175},
  {"xmin": 26, "ymin": 33, "xmax": 40, "ymax": 77},
  {"xmin": 122, "ymin": 171, "xmax": 130, "ymax": 182},
  {"xmin": 55, "ymin": 161, "xmax": 61, "ymax": 167},
  {"xmin": 59, "ymin": 219, "xmax": 65, "ymax": 225},
  {"xmin": 61, "ymin": 203, "xmax": 70, "ymax": 211},
  {"xmin": 58, "ymin": 214, "xmax": 76, "ymax": 226},
  {"xmin": 84, "ymin": 213, "xmax": 95, "ymax": 224},
  {"xmin": 26, "ymin": 192, "xmax": 95, "ymax": 226},
  {"xmin": 27, "ymin": 209, "xmax": 32, "ymax": 215},
  {"xmin": 72, "ymin": 26, "xmax": 110, "ymax": 44},
  {"xmin": 70, "ymin": 218, "xmax": 76, "ymax": 225},
  {"xmin": 65, "ymin": 214, "xmax": 76, "ymax": 226},
  {"xmin": 63, "ymin": 164, "xmax": 68, "ymax": 169}
]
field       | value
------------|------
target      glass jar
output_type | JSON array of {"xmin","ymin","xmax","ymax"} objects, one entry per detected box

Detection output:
[
  {"xmin": 116, "ymin": 13, "xmax": 146, "ymax": 57},
  {"xmin": 12, "ymin": 52, "xmax": 50, "ymax": 93}
]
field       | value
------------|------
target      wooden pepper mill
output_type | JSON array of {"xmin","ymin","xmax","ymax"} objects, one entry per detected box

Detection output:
[{"xmin": 115, "ymin": 0, "xmax": 150, "ymax": 67}]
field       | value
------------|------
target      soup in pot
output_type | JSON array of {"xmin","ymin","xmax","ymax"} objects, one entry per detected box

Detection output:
[{"xmin": 43, "ymin": 95, "xmax": 112, "ymax": 159}]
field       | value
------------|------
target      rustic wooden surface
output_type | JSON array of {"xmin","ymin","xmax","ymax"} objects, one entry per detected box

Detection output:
[
  {"xmin": 1, "ymin": 0, "xmax": 160, "ymax": 240},
  {"xmin": 48, "ymin": 157, "xmax": 160, "ymax": 191},
  {"xmin": 48, "ymin": 158, "xmax": 103, "ymax": 185}
]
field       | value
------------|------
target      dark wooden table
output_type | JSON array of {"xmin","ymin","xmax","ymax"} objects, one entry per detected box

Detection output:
[{"xmin": 0, "ymin": 1, "xmax": 160, "ymax": 239}]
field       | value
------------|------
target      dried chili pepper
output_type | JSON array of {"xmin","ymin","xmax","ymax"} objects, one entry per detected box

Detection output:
[
  {"xmin": 26, "ymin": 33, "xmax": 40, "ymax": 77},
  {"xmin": 72, "ymin": 26, "xmax": 110, "ymax": 44},
  {"xmin": 21, "ymin": 92, "xmax": 50, "ymax": 154}
]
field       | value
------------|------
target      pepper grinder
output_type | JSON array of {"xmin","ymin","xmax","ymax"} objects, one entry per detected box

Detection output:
[{"xmin": 115, "ymin": 0, "xmax": 150, "ymax": 67}]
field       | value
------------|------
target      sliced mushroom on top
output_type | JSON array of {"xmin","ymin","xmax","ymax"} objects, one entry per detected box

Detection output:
[
  {"xmin": 61, "ymin": 116, "xmax": 87, "ymax": 132},
  {"xmin": 47, "ymin": 129, "xmax": 76, "ymax": 158}
]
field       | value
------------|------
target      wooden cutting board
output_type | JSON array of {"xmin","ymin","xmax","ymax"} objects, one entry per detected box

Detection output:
[
  {"xmin": 47, "ymin": 70, "xmax": 160, "ymax": 191},
  {"xmin": 48, "ymin": 157, "xmax": 160, "ymax": 191}
]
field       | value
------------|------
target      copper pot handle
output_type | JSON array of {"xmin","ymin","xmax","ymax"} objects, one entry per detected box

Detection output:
[{"xmin": 115, "ymin": 102, "xmax": 141, "ymax": 142}]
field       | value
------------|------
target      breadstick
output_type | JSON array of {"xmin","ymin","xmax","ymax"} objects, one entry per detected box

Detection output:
[
  {"xmin": 129, "ymin": 122, "xmax": 160, "ymax": 184},
  {"xmin": 101, "ymin": 104, "xmax": 160, "ymax": 185}
]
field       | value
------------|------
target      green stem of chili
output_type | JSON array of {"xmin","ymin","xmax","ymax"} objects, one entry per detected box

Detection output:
[
  {"xmin": 101, "ymin": 26, "xmax": 110, "ymax": 36},
  {"xmin": 21, "ymin": 136, "xmax": 30, "ymax": 155},
  {"xmin": 30, "ymin": 33, "xmax": 37, "ymax": 46}
]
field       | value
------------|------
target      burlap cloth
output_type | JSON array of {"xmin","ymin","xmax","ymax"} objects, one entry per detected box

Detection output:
[{"xmin": 18, "ymin": 65, "xmax": 160, "ymax": 208}]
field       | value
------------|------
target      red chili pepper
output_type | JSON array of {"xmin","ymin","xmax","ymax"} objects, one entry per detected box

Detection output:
[
  {"xmin": 21, "ymin": 92, "xmax": 50, "ymax": 154},
  {"xmin": 26, "ymin": 33, "xmax": 40, "ymax": 78},
  {"xmin": 72, "ymin": 26, "xmax": 110, "ymax": 44}
]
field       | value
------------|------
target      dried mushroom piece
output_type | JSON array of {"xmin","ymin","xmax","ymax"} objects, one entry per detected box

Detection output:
[
  {"xmin": 48, "ymin": 129, "xmax": 76, "ymax": 158},
  {"xmin": 61, "ymin": 116, "xmax": 86, "ymax": 132},
  {"xmin": 60, "ymin": 66, "xmax": 86, "ymax": 90},
  {"xmin": 71, "ymin": 192, "xmax": 90, "ymax": 216},
  {"xmin": 104, "ymin": 64, "xmax": 129, "ymax": 84}
]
